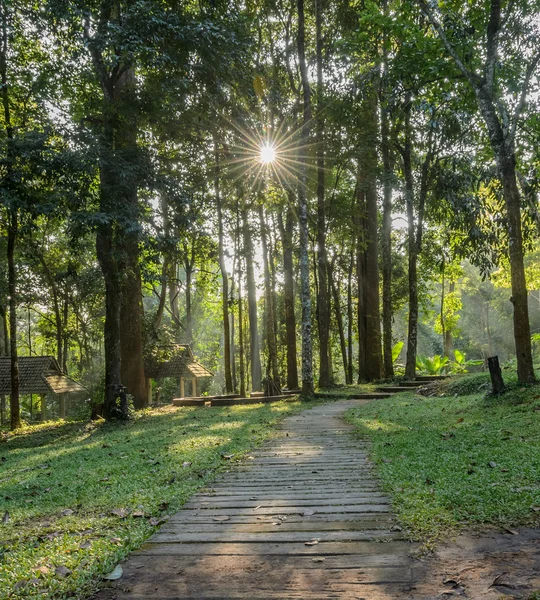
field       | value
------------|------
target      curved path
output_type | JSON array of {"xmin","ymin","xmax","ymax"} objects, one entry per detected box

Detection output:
[{"xmin": 96, "ymin": 400, "xmax": 418, "ymax": 599}]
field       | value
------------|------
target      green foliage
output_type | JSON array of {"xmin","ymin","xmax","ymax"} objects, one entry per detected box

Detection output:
[
  {"xmin": 0, "ymin": 400, "xmax": 306, "ymax": 598},
  {"xmin": 392, "ymin": 341, "xmax": 404, "ymax": 363},
  {"xmin": 449, "ymin": 349, "xmax": 483, "ymax": 374},
  {"xmin": 345, "ymin": 386, "xmax": 540, "ymax": 542},
  {"xmin": 416, "ymin": 354, "xmax": 449, "ymax": 375}
]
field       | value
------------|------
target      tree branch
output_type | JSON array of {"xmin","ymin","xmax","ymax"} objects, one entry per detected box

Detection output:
[
  {"xmin": 509, "ymin": 50, "xmax": 540, "ymax": 143},
  {"xmin": 485, "ymin": 0, "xmax": 501, "ymax": 93},
  {"xmin": 418, "ymin": 0, "xmax": 479, "ymax": 89}
]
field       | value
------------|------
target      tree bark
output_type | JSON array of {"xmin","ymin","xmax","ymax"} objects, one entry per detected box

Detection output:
[
  {"xmin": 259, "ymin": 206, "xmax": 279, "ymax": 383},
  {"xmin": 1, "ymin": 9, "xmax": 20, "ymax": 429},
  {"xmin": 238, "ymin": 260, "xmax": 246, "ymax": 398},
  {"xmin": 329, "ymin": 259, "xmax": 348, "ymax": 383},
  {"xmin": 315, "ymin": 0, "xmax": 330, "ymax": 389},
  {"xmin": 7, "ymin": 211, "xmax": 20, "ymax": 429},
  {"xmin": 346, "ymin": 246, "xmax": 354, "ymax": 385},
  {"xmin": 297, "ymin": 0, "xmax": 314, "ymax": 394},
  {"xmin": 380, "ymin": 57, "xmax": 394, "ymax": 378},
  {"xmin": 278, "ymin": 202, "xmax": 299, "ymax": 389},
  {"xmin": 242, "ymin": 207, "xmax": 262, "ymax": 391},
  {"xmin": 215, "ymin": 142, "xmax": 233, "ymax": 393},
  {"xmin": 115, "ymin": 67, "xmax": 147, "ymax": 410},
  {"xmin": 356, "ymin": 88, "xmax": 383, "ymax": 382}
]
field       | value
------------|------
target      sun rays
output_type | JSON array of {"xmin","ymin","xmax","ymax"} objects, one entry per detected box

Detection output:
[{"xmin": 215, "ymin": 113, "xmax": 328, "ymax": 201}]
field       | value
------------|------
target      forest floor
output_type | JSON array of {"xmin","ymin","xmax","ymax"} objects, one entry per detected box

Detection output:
[
  {"xmin": 346, "ymin": 374, "xmax": 540, "ymax": 598},
  {"xmin": 0, "ymin": 398, "xmax": 319, "ymax": 599},
  {"xmin": 3, "ymin": 378, "xmax": 540, "ymax": 599}
]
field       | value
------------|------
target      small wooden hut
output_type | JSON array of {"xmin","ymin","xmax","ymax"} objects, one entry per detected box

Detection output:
[
  {"xmin": 145, "ymin": 344, "xmax": 213, "ymax": 401},
  {"xmin": 0, "ymin": 356, "xmax": 86, "ymax": 419}
]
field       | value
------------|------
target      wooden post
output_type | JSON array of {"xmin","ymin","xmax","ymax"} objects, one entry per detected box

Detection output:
[
  {"xmin": 192, "ymin": 378, "xmax": 197, "ymax": 398},
  {"xmin": 179, "ymin": 377, "xmax": 185, "ymax": 399},
  {"xmin": 488, "ymin": 356, "xmax": 505, "ymax": 395},
  {"xmin": 59, "ymin": 393, "xmax": 66, "ymax": 419},
  {"xmin": 41, "ymin": 395, "xmax": 46, "ymax": 421}
]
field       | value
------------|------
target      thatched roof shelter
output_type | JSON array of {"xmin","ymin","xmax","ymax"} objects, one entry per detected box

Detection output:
[
  {"xmin": 0, "ymin": 356, "xmax": 86, "ymax": 396},
  {"xmin": 145, "ymin": 345, "xmax": 213, "ymax": 380},
  {"xmin": 145, "ymin": 345, "xmax": 213, "ymax": 399}
]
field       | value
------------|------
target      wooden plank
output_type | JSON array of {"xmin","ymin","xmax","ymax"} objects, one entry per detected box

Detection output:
[
  {"xmin": 135, "ymin": 540, "xmax": 412, "ymax": 556},
  {"xmin": 151, "ymin": 530, "xmax": 403, "ymax": 543},
  {"xmin": 157, "ymin": 520, "xmax": 397, "ymax": 533},
  {"xmin": 185, "ymin": 497, "xmax": 390, "ymax": 509}
]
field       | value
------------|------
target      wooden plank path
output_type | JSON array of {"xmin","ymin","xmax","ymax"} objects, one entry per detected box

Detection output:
[{"xmin": 94, "ymin": 400, "xmax": 418, "ymax": 599}]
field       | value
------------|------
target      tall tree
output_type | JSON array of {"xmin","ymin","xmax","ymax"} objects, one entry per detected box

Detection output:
[
  {"xmin": 297, "ymin": 0, "xmax": 314, "ymax": 394},
  {"xmin": 315, "ymin": 0, "xmax": 331, "ymax": 388},
  {"xmin": 420, "ymin": 0, "xmax": 538, "ymax": 384}
]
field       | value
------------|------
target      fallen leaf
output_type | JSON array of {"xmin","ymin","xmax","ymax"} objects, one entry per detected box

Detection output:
[
  {"xmin": 110, "ymin": 537, "xmax": 122, "ymax": 543},
  {"xmin": 253, "ymin": 505, "xmax": 262, "ymax": 510},
  {"xmin": 182, "ymin": 461, "xmax": 192, "ymax": 468},
  {"xmin": 55, "ymin": 566, "xmax": 71, "ymax": 578},
  {"xmin": 488, "ymin": 461, "xmax": 498, "ymax": 468},
  {"xmin": 305, "ymin": 538, "xmax": 320, "ymax": 546},
  {"xmin": 456, "ymin": 418, "xmax": 464, "ymax": 423},
  {"xmin": 14, "ymin": 579, "xmax": 27, "ymax": 590},
  {"xmin": 110, "ymin": 508, "xmax": 129, "ymax": 518},
  {"xmin": 302, "ymin": 510, "xmax": 315, "ymax": 516},
  {"xmin": 61, "ymin": 509, "xmax": 74, "ymax": 517},
  {"xmin": 103, "ymin": 565, "xmax": 123, "ymax": 581},
  {"xmin": 2, "ymin": 511, "xmax": 9, "ymax": 524},
  {"xmin": 490, "ymin": 573, "xmax": 512, "ymax": 588},
  {"xmin": 35, "ymin": 566, "xmax": 50, "ymax": 576},
  {"xmin": 131, "ymin": 511, "xmax": 145, "ymax": 518},
  {"xmin": 531, "ymin": 505, "xmax": 540, "ymax": 512},
  {"xmin": 221, "ymin": 454, "xmax": 234, "ymax": 460},
  {"xmin": 503, "ymin": 527, "xmax": 519, "ymax": 535},
  {"xmin": 443, "ymin": 578, "xmax": 460, "ymax": 587},
  {"xmin": 79, "ymin": 541, "xmax": 92, "ymax": 549},
  {"xmin": 158, "ymin": 502, "xmax": 169, "ymax": 511},
  {"xmin": 212, "ymin": 516, "xmax": 230, "ymax": 522},
  {"xmin": 312, "ymin": 557, "xmax": 326, "ymax": 562}
]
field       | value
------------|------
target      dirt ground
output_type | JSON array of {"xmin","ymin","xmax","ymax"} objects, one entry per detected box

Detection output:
[{"xmin": 410, "ymin": 527, "xmax": 540, "ymax": 599}]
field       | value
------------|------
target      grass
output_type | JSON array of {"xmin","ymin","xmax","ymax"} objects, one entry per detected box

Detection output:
[
  {"xmin": 345, "ymin": 376, "xmax": 540, "ymax": 546},
  {"xmin": 0, "ymin": 399, "xmax": 310, "ymax": 599}
]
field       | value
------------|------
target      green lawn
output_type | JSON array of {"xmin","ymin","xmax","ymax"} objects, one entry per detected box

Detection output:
[
  {"xmin": 0, "ymin": 400, "xmax": 307, "ymax": 599},
  {"xmin": 345, "ymin": 377, "xmax": 540, "ymax": 546}
]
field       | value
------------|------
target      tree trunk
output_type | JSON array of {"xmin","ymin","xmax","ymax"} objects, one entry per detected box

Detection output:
[
  {"xmin": 329, "ymin": 259, "xmax": 348, "ymax": 383},
  {"xmin": 315, "ymin": 0, "xmax": 330, "ymax": 389},
  {"xmin": 346, "ymin": 246, "xmax": 354, "ymax": 384},
  {"xmin": 402, "ymin": 100, "xmax": 418, "ymax": 380},
  {"xmin": 242, "ymin": 207, "xmax": 262, "ymax": 391},
  {"xmin": 215, "ymin": 144, "xmax": 233, "ymax": 393},
  {"xmin": 380, "ymin": 57, "xmax": 394, "ymax": 378},
  {"xmin": 356, "ymin": 97, "xmax": 383, "ymax": 383},
  {"xmin": 238, "ymin": 263, "xmax": 246, "ymax": 398},
  {"xmin": 259, "ymin": 206, "xmax": 279, "ymax": 382},
  {"xmin": 114, "ymin": 68, "xmax": 147, "ymax": 410},
  {"xmin": 498, "ymin": 152, "xmax": 535, "ymax": 383},
  {"xmin": 1, "ymin": 16, "xmax": 20, "ymax": 429},
  {"xmin": 278, "ymin": 202, "xmax": 298, "ymax": 389},
  {"xmin": 7, "ymin": 210, "xmax": 20, "ymax": 430},
  {"xmin": 297, "ymin": 0, "xmax": 314, "ymax": 394},
  {"xmin": 184, "ymin": 261, "xmax": 193, "ymax": 344}
]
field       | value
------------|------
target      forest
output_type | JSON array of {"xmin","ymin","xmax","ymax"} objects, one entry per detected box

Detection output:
[{"xmin": 1, "ymin": 0, "xmax": 540, "ymax": 431}]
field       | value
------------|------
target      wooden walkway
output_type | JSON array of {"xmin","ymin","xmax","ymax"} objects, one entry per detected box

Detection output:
[{"xmin": 95, "ymin": 400, "xmax": 418, "ymax": 599}]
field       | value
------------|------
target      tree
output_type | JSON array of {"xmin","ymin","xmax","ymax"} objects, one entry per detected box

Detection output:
[{"xmin": 419, "ymin": 0, "xmax": 538, "ymax": 384}]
